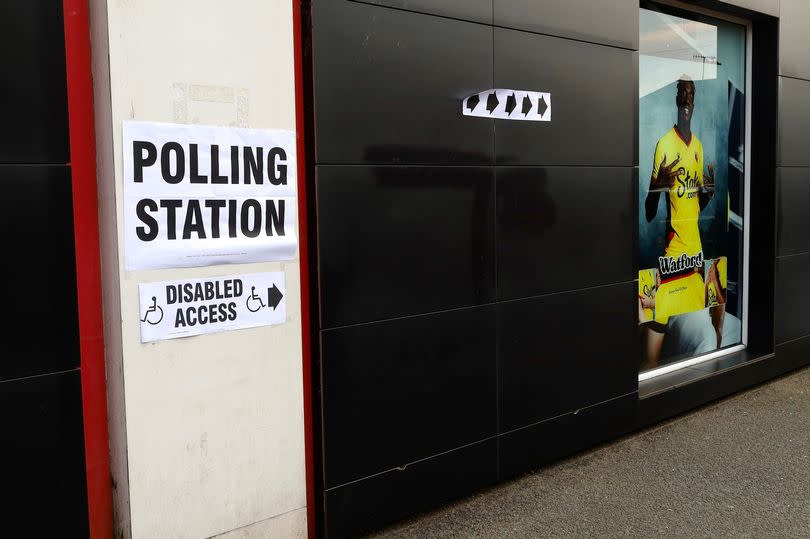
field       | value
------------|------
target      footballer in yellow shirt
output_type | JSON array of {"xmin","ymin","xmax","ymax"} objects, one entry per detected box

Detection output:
[{"xmin": 641, "ymin": 78, "xmax": 717, "ymax": 370}]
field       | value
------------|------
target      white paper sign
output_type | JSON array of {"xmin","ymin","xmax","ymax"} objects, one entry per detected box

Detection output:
[
  {"xmin": 123, "ymin": 121, "xmax": 297, "ymax": 271},
  {"xmin": 138, "ymin": 272, "xmax": 286, "ymax": 343},
  {"xmin": 462, "ymin": 89, "xmax": 551, "ymax": 121}
]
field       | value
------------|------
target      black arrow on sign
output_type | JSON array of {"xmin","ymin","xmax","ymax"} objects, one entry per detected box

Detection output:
[
  {"xmin": 505, "ymin": 93, "xmax": 517, "ymax": 115},
  {"xmin": 466, "ymin": 94, "xmax": 480, "ymax": 112},
  {"xmin": 522, "ymin": 94, "xmax": 532, "ymax": 115},
  {"xmin": 267, "ymin": 284, "xmax": 284, "ymax": 310},
  {"xmin": 538, "ymin": 96, "xmax": 548, "ymax": 117},
  {"xmin": 486, "ymin": 92, "xmax": 499, "ymax": 113}
]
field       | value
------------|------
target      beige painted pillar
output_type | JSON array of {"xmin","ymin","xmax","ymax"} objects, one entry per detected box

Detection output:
[{"xmin": 89, "ymin": 1, "xmax": 308, "ymax": 537}]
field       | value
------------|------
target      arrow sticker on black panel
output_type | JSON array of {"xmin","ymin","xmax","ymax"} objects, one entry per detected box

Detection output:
[{"xmin": 462, "ymin": 89, "xmax": 551, "ymax": 122}]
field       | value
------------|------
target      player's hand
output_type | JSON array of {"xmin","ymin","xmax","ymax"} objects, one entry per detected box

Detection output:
[
  {"xmin": 704, "ymin": 163, "xmax": 715, "ymax": 194},
  {"xmin": 638, "ymin": 297, "xmax": 648, "ymax": 322},
  {"xmin": 640, "ymin": 274, "xmax": 658, "ymax": 310},
  {"xmin": 653, "ymin": 154, "xmax": 682, "ymax": 191}
]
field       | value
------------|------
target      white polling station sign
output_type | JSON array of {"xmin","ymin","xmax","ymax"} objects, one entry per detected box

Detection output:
[
  {"xmin": 123, "ymin": 121, "xmax": 297, "ymax": 271},
  {"xmin": 138, "ymin": 272, "xmax": 286, "ymax": 343}
]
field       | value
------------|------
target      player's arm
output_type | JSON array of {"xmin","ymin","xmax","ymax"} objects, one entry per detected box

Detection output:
[
  {"xmin": 706, "ymin": 260, "xmax": 727, "ymax": 304},
  {"xmin": 713, "ymin": 262, "xmax": 727, "ymax": 304},
  {"xmin": 638, "ymin": 297, "xmax": 649, "ymax": 323},
  {"xmin": 715, "ymin": 284, "xmax": 727, "ymax": 305},
  {"xmin": 705, "ymin": 274, "xmax": 709, "ymax": 306},
  {"xmin": 645, "ymin": 176, "xmax": 661, "ymax": 222},
  {"xmin": 646, "ymin": 154, "xmax": 680, "ymax": 222}
]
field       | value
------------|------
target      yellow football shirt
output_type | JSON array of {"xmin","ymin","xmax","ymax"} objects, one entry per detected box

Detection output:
[
  {"xmin": 651, "ymin": 126, "xmax": 704, "ymax": 258},
  {"xmin": 655, "ymin": 271, "xmax": 706, "ymax": 323}
]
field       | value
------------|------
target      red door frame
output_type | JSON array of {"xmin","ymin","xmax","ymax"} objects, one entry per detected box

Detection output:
[
  {"xmin": 63, "ymin": 1, "xmax": 113, "ymax": 537},
  {"xmin": 292, "ymin": 0, "xmax": 317, "ymax": 536}
]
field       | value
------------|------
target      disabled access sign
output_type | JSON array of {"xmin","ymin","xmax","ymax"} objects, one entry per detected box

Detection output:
[{"xmin": 138, "ymin": 272, "xmax": 285, "ymax": 343}]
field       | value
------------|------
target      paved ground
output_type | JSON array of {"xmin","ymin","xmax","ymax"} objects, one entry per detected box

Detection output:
[{"xmin": 367, "ymin": 366, "xmax": 810, "ymax": 538}]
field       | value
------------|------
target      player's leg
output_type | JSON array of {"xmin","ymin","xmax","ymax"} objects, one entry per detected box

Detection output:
[
  {"xmin": 710, "ymin": 304, "xmax": 725, "ymax": 349},
  {"xmin": 720, "ymin": 310, "xmax": 742, "ymax": 347},
  {"xmin": 641, "ymin": 325, "xmax": 666, "ymax": 371}
]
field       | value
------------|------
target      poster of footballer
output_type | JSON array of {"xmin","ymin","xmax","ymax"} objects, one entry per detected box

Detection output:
[{"xmin": 637, "ymin": 6, "xmax": 745, "ymax": 371}]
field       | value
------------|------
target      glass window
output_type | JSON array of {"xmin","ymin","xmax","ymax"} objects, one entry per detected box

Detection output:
[{"xmin": 638, "ymin": 4, "xmax": 747, "ymax": 374}]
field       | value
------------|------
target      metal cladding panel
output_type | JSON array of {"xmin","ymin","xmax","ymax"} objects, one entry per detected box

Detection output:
[
  {"xmin": 495, "ymin": 0, "xmax": 639, "ymax": 49},
  {"xmin": 494, "ymin": 28, "xmax": 637, "ymax": 166},
  {"xmin": 498, "ymin": 282, "xmax": 638, "ymax": 432},
  {"xmin": 354, "ymin": 0, "xmax": 492, "ymax": 23},
  {"xmin": 780, "ymin": 0, "xmax": 810, "ymax": 79},
  {"xmin": 0, "ymin": 165, "xmax": 79, "ymax": 381},
  {"xmin": 0, "ymin": 371, "xmax": 88, "ymax": 537},
  {"xmin": 778, "ymin": 77, "xmax": 810, "ymax": 166},
  {"xmin": 777, "ymin": 167, "xmax": 810, "ymax": 257},
  {"xmin": 317, "ymin": 165, "xmax": 494, "ymax": 328},
  {"xmin": 0, "ymin": 0, "xmax": 69, "ymax": 163},
  {"xmin": 496, "ymin": 166, "xmax": 635, "ymax": 300},
  {"xmin": 775, "ymin": 253, "xmax": 810, "ymax": 344},
  {"xmin": 313, "ymin": 0, "xmax": 494, "ymax": 165},
  {"xmin": 321, "ymin": 305, "xmax": 496, "ymax": 489},
  {"xmin": 324, "ymin": 440, "xmax": 497, "ymax": 539}
]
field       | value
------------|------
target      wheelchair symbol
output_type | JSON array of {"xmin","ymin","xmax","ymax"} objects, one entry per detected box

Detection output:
[
  {"xmin": 141, "ymin": 296, "xmax": 164, "ymax": 325},
  {"xmin": 246, "ymin": 286, "xmax": 265, "ymax": 313}
]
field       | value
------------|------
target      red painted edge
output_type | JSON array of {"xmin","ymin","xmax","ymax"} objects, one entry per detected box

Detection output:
[
  {"xmin": 292, "ymin": 1, "xmax": 316, "ymax": 537},
  {"xmin": 63, "ymin": 1, "xmax": 113, "ymax": 537}
]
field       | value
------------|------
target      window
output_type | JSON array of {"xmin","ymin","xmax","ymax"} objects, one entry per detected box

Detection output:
[{"xmin": 638, "ymin": 3, "xmax": 749, "ymax": 377}]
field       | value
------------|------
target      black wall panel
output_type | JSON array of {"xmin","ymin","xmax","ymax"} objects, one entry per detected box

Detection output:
[
  {"xmin": 313, "ymin": 0, "xmax": 494, "ymax": 165},
  {"xmin": 494, "ymin": 0, "xmax": 639, "ymax": 50},
  {"xmin": 0, "ymin": 2, "xmax": 87, "ymax": 534},
  {"xmin": 498, "ymin": 282, "xmax": 637, "ymax": 432},
  {"xmin": 775, "ymin": 253, "xmax": 810, "ymax": 344},
  {"xmin": 0, "ymin": 371, "xmax": 88, "ymax": 537},
  {"xmin": 747, "ymin": 15, "xmax": 779, "ymax": 357},
  {"xmin": 352, "ymin": 0, "xmax": 493, "ymax": 24},
  {"xmin": 778, "ymin": 0, "xmax": 810, "ymax": 80},
  {"xmin": 776, "ymin": 167, "xmax": 810, "ymax": 257},
  {"xmin": 777, "ymin": 76, "xmax": 810, "ymax": 167},
  {"xmin": 494, "ymin": 28, "xmax": 637, "ymax": 166},
  {"xmin": 0, "ymin": 165, "xmax": 79, "ymax": 381},
  {"xmin": 496, "ymin": 167, "xmax": 635, "ymax": 300},
  {"xmin": 0, "ymin": 1, "xmax": 69, "ymax": 163},
  {"xmin": 317, "ymin": 166, "xmax": 494, "ymax": 328},
  {"xmin": 498, "ymin": 393, "xmax": 637, "ymax": 480},
  {"xmin": 325, "ymin": 439, "xmax": 497, "ymax": 539},
  {"xmin": 321, "ymin": 306, "xmax": 496, "ymax": 488},
  {"xmin": 308, "ymin": 1, "xmax": 784, "ymax": 537}
]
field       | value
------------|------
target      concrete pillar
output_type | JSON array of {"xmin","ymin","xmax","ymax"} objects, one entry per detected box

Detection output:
[{"xmin": 89, "ymin": 1, "xmax": 308, "ymax": 536}]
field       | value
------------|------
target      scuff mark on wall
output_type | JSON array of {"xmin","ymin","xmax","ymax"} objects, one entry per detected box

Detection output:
[{"xmin": 171, "ymin": 83, "xmax": 250, "ymax": 127}]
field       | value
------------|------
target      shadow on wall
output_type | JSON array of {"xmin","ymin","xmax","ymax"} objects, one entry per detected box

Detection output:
[{"xmin": 363, "ymin": 143, "xmax": 557, "ymax": 298}]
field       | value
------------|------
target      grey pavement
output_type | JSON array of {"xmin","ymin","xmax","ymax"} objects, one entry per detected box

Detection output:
[{"xmin": 367, "ymin": 366, "xmax": 810, "ymax": 538}]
